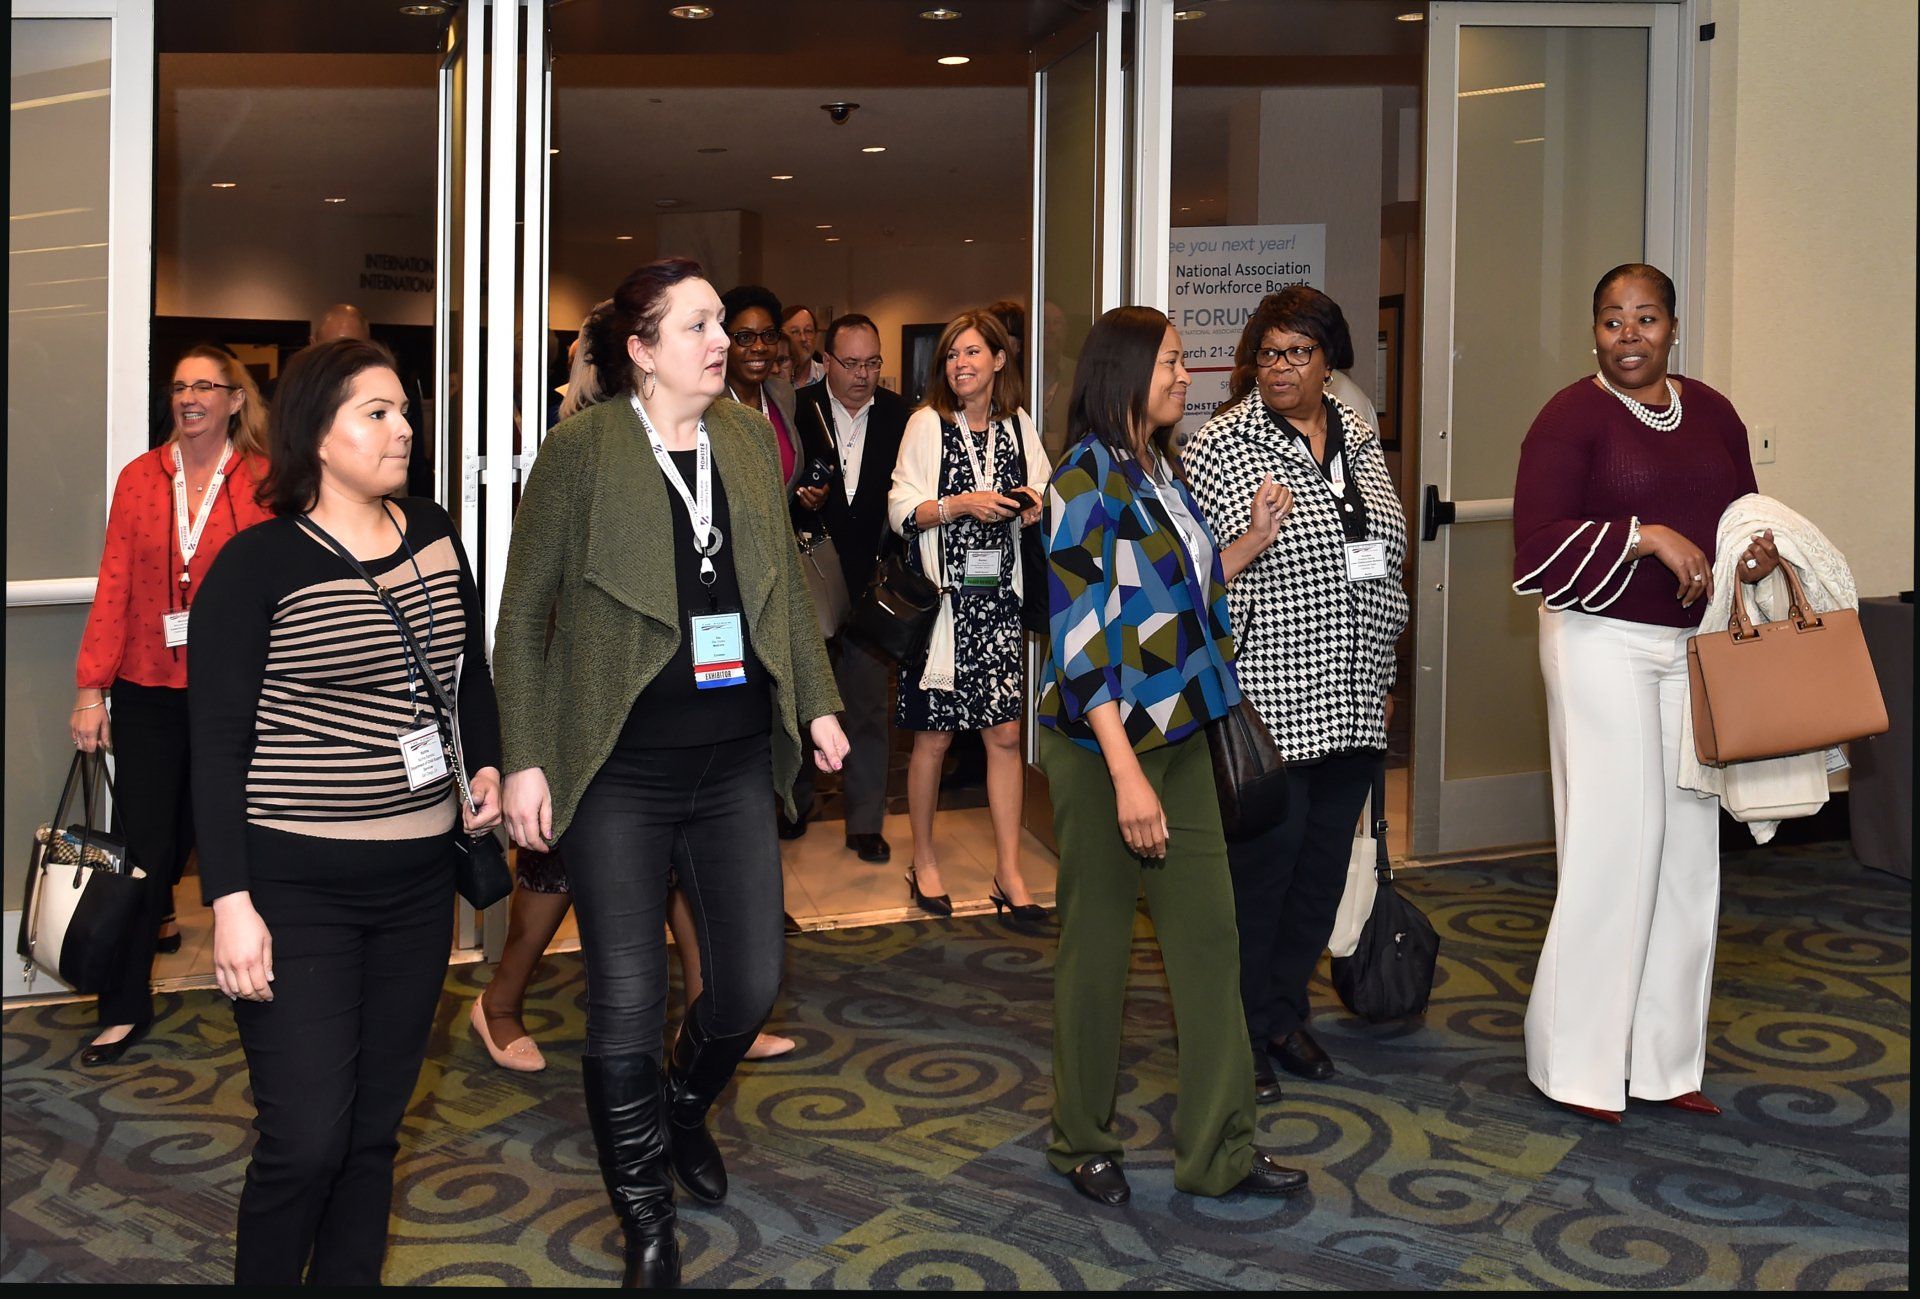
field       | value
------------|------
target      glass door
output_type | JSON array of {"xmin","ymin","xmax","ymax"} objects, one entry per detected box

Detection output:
[
  {"xmin": 1022, "ymin": 0, "xmax": 1129, "ymax": 848},
  {"xmin": 1411, "ymin": 1, "xmax": 1686, "ymax": 855}
]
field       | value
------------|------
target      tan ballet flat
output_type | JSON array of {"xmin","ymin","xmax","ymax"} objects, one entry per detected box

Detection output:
[
  {"xmin": 469, "ymin": 996, "xmax": 546, "ymax": 1072},
  {"xmin": 743, "ymin": 1032, "xmax": 796, "ymax": 1061}
]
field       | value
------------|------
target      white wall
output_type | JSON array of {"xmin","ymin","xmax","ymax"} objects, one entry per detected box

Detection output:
[{"xmin": 1700, "ymin": 0, "xmax": 1916, "ymax": 597}]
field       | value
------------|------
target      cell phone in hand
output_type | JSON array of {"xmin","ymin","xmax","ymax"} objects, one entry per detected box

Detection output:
[
  {"xmin": 1001, "ymin": 488, "xmax": 1038, "ymax": 512},
  {"xmin": 800, "ymin": 458, "xmax": 833, "ymax": 490}
]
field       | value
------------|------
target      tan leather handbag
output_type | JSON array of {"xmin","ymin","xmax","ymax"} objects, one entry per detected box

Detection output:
[{"xmin": 1687, "ymin": 563, "xmax": 1888, "ymax": 764}]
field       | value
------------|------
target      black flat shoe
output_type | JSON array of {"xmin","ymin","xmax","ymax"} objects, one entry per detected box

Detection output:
[
  {"xmin": 1254, "ymin": 1062, "xmax": 1285, "ymax": 1106},
  {"xmin": 848, "ymin": 833, "xmax": 891, "ymax": 863},
  {"xmin": 906, "ymin": 867, "xmax": 952, "ymax": 917},
  {"xmin": 1270, "ymin": 1029, "xmax": 1335, "ymax": 1081},
  {"xmin": 1233, "ymin": 1152, "xmax": 1309, "ymax": 1196},
  {"xmin": 155, "ymin": 929, "xmax": 182, "ymax": 955},
  {"xmin": 1068, "ymin": 1157, "xmax": 1130, "ymax": 1207},
  {"xmin": 777, "ymin": 799, "xmax": 814, "ymax": 840},
  {"xmin": 77, "ymin": 1021, "xmax": 151, "ymax": 1069},
  {"xmin": 988, "ymin": 878, "xmax": 1050, "ymax": 926}
]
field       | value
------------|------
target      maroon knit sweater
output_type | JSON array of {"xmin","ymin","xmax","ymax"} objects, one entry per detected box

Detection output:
[{"xmin": 1511, "ymin": 374, "xmax": 1756, "ymax": 629}]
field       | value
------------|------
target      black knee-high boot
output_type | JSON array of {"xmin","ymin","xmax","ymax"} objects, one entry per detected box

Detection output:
[
  {"xmin": 582, "ymin": 1054, "xmax": 679, "ymax": 1288},
  {"xmin": 666, "ymin": 1000, "xmax": 761, "ymax": 1205}
]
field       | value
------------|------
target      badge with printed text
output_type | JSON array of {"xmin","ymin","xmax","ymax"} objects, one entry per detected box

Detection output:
[
  {"xmin": 962, "ymin": 548, "xmax": 1003, "ymax": 590},
  {"xmin": 398, "ymin": 721, "xmax": 451, "ymax": 791},
  {"xmin": 1344, "ymin": 539, "xmax": 1390, "ymax": 581},
  {"xmin": 162, "ymin": 609, "xmax": 191, "ymax": 648},
  {"xmin": 690, "ymin": 611, "xmax": 747, "ymax": 689}
]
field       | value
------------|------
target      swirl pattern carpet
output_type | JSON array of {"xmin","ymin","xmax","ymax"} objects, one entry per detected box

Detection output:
[{"xmin": 2, "ymin": 842, "xmax": 1908, "ymax": 1288}]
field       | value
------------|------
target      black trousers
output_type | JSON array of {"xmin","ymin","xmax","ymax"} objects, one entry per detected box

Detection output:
[
  {"xmin": 560, "ymin": 734, "xmax": 785, "ymax": 1057},
  {"xmin": 230, "ymin": 853, "xmax": 452, "ymax": 1285},
  {"xmin": 1228, "ymin": 748, "xmax": 1378, "ymax": 1045},
  {"xmin": 102, "ymin": 679, "xmax": 195, "ymax": 1027}
]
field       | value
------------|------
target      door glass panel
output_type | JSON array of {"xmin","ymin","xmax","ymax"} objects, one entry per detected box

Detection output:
[
  {"xmin": 9, "ymin": 18, "xmax": 113, "ymax": 579},
  {"xmin": 1037, "ymin": 39, "xmax": 1100, "ymax": 458},
  {"xmin": 1443, "ymin": 23, "xmax": 1647, "ymax": 782}
]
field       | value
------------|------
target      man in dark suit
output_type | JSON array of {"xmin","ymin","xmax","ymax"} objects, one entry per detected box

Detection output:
[{"xmin": 789, "ymin": 313, "xmax": 909, "ymax": 863}]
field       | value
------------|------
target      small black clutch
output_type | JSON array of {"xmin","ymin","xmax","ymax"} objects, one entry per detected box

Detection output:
[{"xmin": 448, "ymin": 829, "xmax": 513, "ymax": 910}]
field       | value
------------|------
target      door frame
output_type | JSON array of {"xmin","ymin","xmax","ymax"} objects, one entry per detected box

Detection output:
[{"xmin": 1410, "ymin": 0, "xmax": 1691, "ymax": 856}]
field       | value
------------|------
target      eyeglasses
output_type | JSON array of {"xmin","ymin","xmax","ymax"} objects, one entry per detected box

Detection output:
[
  {"xmin": 730, "ymin": 327, "xmax": 782, "ymax": 348},
  {"xmin": 1255, "ymin": 344, "xmax": 1320, "ymax": 370},
  {"xmin": 170, "ymin": 380, "xmax": 239, "ymax": 397},
  {"xmin": 830, "ymin": 354, "xmax": 884, "ymax": 375}
]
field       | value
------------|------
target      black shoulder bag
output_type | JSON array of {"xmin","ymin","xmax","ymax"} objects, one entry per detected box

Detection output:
[
  {"xmin": 1330, "ymin": 758, "xmax": 1439, "ymax": 1022},
  {"xmin": 295, "ymin": 516, "xmax": 513, "ymax": 909},
  {"xmin": 847, "ymin": 524, "xmax": 948, "ymax": 668}
]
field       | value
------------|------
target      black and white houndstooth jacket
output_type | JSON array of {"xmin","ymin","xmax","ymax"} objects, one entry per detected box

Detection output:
[{"xmin": 1182, "ymin": 392, "xmax": 1409, "ymax": 763}]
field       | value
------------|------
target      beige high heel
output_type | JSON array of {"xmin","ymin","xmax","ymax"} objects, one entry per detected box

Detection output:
[{"xmin": 469, "ymin": 995, "xmax": 546, "ymax": 1072}]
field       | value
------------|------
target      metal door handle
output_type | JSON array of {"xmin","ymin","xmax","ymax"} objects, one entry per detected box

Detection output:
[{"xmin": 1420, "ymin": 487, "xmax": 1514, "ymax": 542}]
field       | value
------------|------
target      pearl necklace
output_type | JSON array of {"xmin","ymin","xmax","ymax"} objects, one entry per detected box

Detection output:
[{"xmin": 1596, "ymin": 373, "xmax": 1683, "ymax": 432}]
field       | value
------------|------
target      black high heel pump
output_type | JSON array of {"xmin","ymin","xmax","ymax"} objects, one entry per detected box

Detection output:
[
  {"xmin": 906, "ymin": 866, "xmax": 953, "ymax": 917},
  {"xmin": 988, "ymin": 879, "xmax": 1050, "ymax": 926}
]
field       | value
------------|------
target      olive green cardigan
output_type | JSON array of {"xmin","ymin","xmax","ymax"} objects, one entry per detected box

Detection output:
[{"xmin": 492, "ymin": 396, "xmax": 842, "ymax": 839}]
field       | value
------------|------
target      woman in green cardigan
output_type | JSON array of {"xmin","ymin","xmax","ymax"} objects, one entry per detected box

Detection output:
[{"xmin": 494, "ymin": 258, "xmax": 847, "ymax": 1289}]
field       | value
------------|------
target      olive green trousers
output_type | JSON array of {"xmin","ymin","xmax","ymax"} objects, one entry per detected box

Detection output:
[{"xmin": 1039, "ymin": 728, "xmax": 1257, "ymax": 1196}]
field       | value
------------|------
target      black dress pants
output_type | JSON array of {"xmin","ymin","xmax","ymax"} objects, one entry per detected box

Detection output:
[
  {"xmin": 230, "ymin": 851, "xmax": 453, "ymax": 1285},
  {"xmin": 1228, "ymin": 748, "xmax": 1379, "ymax": 1045},
  {"xmin": 102, "ymin": 679, "xmax": 195, "ymax": 1027},
  {"xmin": 560, "ymin": 734, "xmax": 785, "ymax": 1057}
]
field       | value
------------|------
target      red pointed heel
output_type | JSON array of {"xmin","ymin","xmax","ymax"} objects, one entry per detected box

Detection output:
[
  {"xmin": 1661, "ymin": 1090, "xmax": 1722, "ymax": 1116},
  {"xmin": 1561, "ymin": 1101, "xmax": 1623, "ymax": 1124}
]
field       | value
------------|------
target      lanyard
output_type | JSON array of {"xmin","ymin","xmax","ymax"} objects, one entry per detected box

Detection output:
[
  {"xmin": 728, "ymin": 384, "xmax": 769, "ymax": 419},
  {"xmin": 295, "ymin": 508, "xmax": 439, "ymax": 720},
  {"xmin": 632, "ymin": 394, "xmax": 719, "ymax": 584},
  {"xmin": 956, "ymin": 413, "xmax": 1003, "ymax": 495},
  {"xmin": 172, "ymin": 442, "xmax": 233, "ymax": 587}
]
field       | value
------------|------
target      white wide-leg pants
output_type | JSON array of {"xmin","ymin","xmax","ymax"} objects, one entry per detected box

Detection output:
[{"xmin": 1525, "ymin": 608, "xmax": 1722, "ymax": 1110}]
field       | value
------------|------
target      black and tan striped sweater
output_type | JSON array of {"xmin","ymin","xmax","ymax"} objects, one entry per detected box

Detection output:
[{"xmin": 188, "ymin": 500, "xmax": 502, "ymax": 902}]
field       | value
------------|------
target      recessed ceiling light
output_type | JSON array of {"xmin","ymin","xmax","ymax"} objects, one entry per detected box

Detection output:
[
  {"xmin": 861, "ymin": 146, "xmax": 887, "ymax": 154},
  {"xmin": 1179, "ymin": 205, "xmax": 1191, "ymax": 212},
  {"xmin": 398, "ymin": 3, "xmax": 448, "ymax": 16},
  {"xmin": 696, "ymin": 146, "xmax": 727, "ymax": 154},
  {"xmin": 815, "ymin": 224, "xmax": 833, "ymax": 230},
  {"xmin": 1173, "ymin": 8, "xmax": 1206, "ymax": 20},
  {"xmin": 1397, "ymin": 11, "xmax": 1425, "ymax": 21},
  {"xmin": 323, "ymin": 197, "xmax": 347, "ymax": 204},
  {"xmin": 962, "ymin": 238, "xmax": 974, "ymax": 244},
  {"xmin": 616, "ymin": 234, "xmax": 634, "ymax": 241},
  {"xmin": 919, "ymin": 7, "xmax": 961, "ymax": 19},
  {"xmin": 669, "ymin": 5, "xmax": 714, "ymax": 18},
  {"xmin": 210, "ymin": 182, "xmax": 237, "ymax": 189},
  {"xmin": 824, "ymin": 236, "xmax": 841, "ymax": 243},
  {"xmin": 770, "ymin": 174, "xmax": 794, "ymax": 181},
  {"xmin": 937, "ymin": 55, "xmax": 970, "ymax": 66}
]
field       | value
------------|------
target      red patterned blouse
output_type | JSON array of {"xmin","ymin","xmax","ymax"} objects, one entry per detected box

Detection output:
[{"xmin": 76, "ymin": 446, "xmax": 275, "ymax": 690}]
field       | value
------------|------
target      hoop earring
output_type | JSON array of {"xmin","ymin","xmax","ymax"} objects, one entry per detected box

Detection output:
[{"xmin": 640, "ymin": 370, "xmax": 657, "ymax": 402}]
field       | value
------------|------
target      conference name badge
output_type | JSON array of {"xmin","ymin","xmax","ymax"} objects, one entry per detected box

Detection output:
[
  {"xmin": 690, "ymin": 611, "xmax": 748, "ymax": 689},
  {"xmin": 1344, "ymin": 539, "xmax": 1390, "ymax": 581},
  {"xmin": 162, "ymin": 609, "xmax": 191, "ymax": 648},
  {"xmin": 398, "ymin": 721, "xmax": 451, "ymax": 791},
  {"xmin": 963, "ymin": 548, "xmax": 1003, "ymax": 590}
]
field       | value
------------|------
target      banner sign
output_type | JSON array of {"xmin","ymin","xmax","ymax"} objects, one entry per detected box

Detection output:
[{"xmin": 1168, "ymin": 224, "xmax": 1325, "ymax": 435}]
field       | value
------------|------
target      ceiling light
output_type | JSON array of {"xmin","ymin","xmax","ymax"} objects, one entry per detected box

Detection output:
[
  {"xmin": 919, "ymin": 7, "xmax": 961, "ymax": 19},
  {"xmin": 1458, "ymin": 81, "xmax": 1546, "ymax": 98},
  {"xmin": 1397, "ymin": 11, "xmax": 1425, "ymax": 21},
  {"xmin": 962, "ymin": 238, "xmax": 974, "ymax": 244},
  {"xmin": 861, "ymin": 146, "xmax": 887, "ymax": 154},
  {"xmin": 770, "ymin": 174, "xmax": 794, "ymax": 181},
  {"xmin": 815, "ymin": 224, "xmax": 833, "ymax": 230},
  {"xmin": 668, "ymin": 5, "xmax": 714, "ymax": 18},
  {"xmin": 824, "ymin": 236, "xmax": 841, "ymax": 243},
  {"xmin": 323, "ymin": 197, "xmax": 347, "ymax": 204},
  {"xmin": 937, "ymin": 56, "xmax": 970, "ymax": 66},
  {"xmin": 697, "ymin": 146, "xmax": 727, "ymax": 154},
  {"xmin": 398, "ymin": 3, "xmax": 449, "ymax": 16},
  {"xmin": 1173, "ymin": 8, "xmax": 1206, "ymax": 20},
  {"xmin": 1179, "ymin": 205, "xmax": 1191, "ymax": 212},
  {"xmin": 616, "ymin": 234, "xmax": 634, "ymax": 241},
  {"xmin": 210, "ymin": 182, "xmax": 237, "ymax": 189}
]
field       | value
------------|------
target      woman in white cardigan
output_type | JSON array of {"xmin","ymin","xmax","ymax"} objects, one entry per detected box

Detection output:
[{"xmin": 887, "ymin": 310, "xmax": 1052, "ymax": 920}]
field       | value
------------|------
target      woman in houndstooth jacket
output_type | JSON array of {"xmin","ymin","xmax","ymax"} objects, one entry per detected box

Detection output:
[{"xmin": 1182, "ymin": 287, "xmax": 1408, "ymax": 1103}]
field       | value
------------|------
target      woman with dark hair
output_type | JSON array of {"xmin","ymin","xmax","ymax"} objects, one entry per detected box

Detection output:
[
  {"xmin": 721, "ymin": 284, "xmax": 802, "ymax": 489},
  {"xmin": 1039, "ymin": 305, "xmax": 1308, "ymax": 1207},
  {"xmin": 887, "ymin": 309, "xmax": 1050, "ymax": 920},
  {"xmin": 69, "ymin": 342, "xmax": 274, "ymax": 1067},
  {"xmin": 1183, "ymin": 285, "xmax": 1408, "ymax": 1103},
  {"xmin": 189, "ymin": 338, "xmax": 502, "ymax": 1282},
  {"xmin": 494, "ymin": 257, "xmax": 848, "ymax": 1287},
  {"xmin": 1512, "ymin": 263, "xmax": 1772, "ymax": 1124}
]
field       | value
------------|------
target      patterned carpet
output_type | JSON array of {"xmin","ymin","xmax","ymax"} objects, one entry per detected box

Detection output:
[{"xmin": 2, "ymin": 843, "xmax": 1908, "ymax": 1288}]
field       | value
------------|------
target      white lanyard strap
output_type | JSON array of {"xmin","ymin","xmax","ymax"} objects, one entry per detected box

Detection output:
[
  {"xmin": 632, "ymin": 395, "xmax": 718, "ymax": 582},
  {"xmin": 728, "ymin": 384, "xmax": 770, "ymax": 419},
  {"xmin": 957, "ymin": 415, "xmax": 1003, "ymax": 495},
  {"xmin": 172, "ymin": 441, "xmax": 233, "ymax": 582}
]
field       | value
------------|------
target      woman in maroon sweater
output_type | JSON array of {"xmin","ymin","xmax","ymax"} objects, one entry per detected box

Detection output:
[{"xmin": 1511, "ymin": 263, "xmax": 1779, "ymax": 1125}]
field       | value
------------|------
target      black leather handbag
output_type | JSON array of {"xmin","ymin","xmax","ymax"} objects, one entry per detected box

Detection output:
[
  {"xmin": 847, "ymin": 535, "xmax": 946, "ymax": 666},
  {"xmin": 1330, "ymin": 766, "xmax": 1439, "ymax": 1023},
  {"xmin": 1206, "ymin": 697, "xmax": 1289, "ymax": 841}
]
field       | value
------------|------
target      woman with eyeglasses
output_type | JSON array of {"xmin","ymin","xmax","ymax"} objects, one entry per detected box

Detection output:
[
  {"xmin": 722, "ymin": 285, "xmax": 803, "ymax": 491},
  {"xmin": 66, "ymin": 343, "xmax": 274, "ymax": 1068},
  {"xmin": 1183, "ymin": 286, "xmax": 1409, "ymax": 1105}
]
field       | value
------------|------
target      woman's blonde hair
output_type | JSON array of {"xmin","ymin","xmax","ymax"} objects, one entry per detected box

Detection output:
[
  {"xmin": 175, "ymin": 343, "xmax": 269, "ymax": 460},
  {"xmin": 558, "ymin": 299, "xmax": 615, "ymax": 422},
  {"xmin": 922, "ymin": 309, "xmax": 1025, "ymax": 424}
]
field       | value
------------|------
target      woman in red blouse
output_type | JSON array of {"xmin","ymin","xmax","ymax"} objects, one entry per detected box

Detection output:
[
  {"xmin": 68, "ymin": 343, "xmax": 273, "ymax": 1065},
  {"xmin": 1511, "ymin": 264, "xmax": 1780, "ymax": 1124}
]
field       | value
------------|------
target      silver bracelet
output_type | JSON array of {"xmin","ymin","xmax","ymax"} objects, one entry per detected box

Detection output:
[
  {"xmin": 1625, "ymin": 515, "xmax": 1641, "ymax": 559},
  {"xmin": 936, "ymin": 497, "xmax": 949, "ymax": 526}
]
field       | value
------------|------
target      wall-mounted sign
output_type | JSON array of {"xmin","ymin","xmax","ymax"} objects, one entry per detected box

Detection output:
[
  {"xmin": 1168, "ymin": 223, "xmax": 1325, "ymax": 435},
  {"xmin": 359, "ymin": 253, "xmax": 434, "ymax": 294}
]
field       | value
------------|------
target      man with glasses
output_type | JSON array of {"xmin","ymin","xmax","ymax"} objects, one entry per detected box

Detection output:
[
  {"xmin": 783, "ymin": 305, "xmax": 827, "ymax": 388},
  {"xmin": 789, "ymin": 313, "xmax": 910, "ymax": 862}
]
